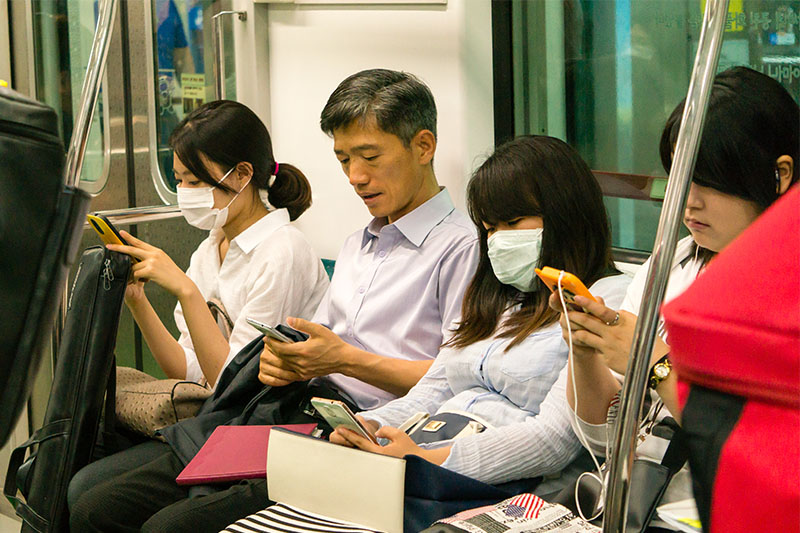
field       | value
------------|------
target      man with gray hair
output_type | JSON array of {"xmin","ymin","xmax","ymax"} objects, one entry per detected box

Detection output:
[
  {"xmin": 69, "ymin": 69, "xmax": 479, "ymax": 532},
  {"xmin": 261, "ymin": 68, "xmax": 478, "ymax": 409}
]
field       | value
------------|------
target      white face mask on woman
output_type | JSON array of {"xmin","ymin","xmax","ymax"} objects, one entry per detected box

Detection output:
[
  {"xmin": 177, "ymin": 167, "xmax": 250, "ymax": 230},
  {"xmin": 487, "ymin": 228, "xmax": 544, "ymax": 292}
]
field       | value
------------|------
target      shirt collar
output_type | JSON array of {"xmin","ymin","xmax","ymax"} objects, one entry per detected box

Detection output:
[
  {"xmin": 211, "ymin": 208, "xmax": 291, "ymax": 255},
  {"xmin": 361, "ymin": 188, "xmax": 455, "ymax": 248}
]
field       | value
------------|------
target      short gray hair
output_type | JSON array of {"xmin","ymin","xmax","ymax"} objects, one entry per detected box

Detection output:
[{"xmin": 320, "ymin": 69, "xmax": 437, "ymax": 146}]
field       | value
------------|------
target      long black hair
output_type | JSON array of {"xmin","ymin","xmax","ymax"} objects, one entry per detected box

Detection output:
[
  {"xmin": 448, "ymin": 136, "xmax": 616, "ymax": 350},
  {"xmin": 170, "ymin": 100, "xmax": 312, "ymax": 221}
]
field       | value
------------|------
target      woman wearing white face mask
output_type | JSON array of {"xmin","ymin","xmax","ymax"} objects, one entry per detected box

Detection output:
[
  {"xmin": 327, "ymin": 136, "xmax": 631, "ymax": 488},
  {"xmin": 107, "ymin": 100, "xmax": 330, "ymax": 388}
]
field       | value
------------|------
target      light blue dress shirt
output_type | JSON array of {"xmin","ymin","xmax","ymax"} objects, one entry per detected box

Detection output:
[
  {"xmin": 363, "ymin": 274, "xmax": 632, "ymax": 485},
  {"xmin": 314, "ymin": 188, "xmax": 479, "ymax": 409}
]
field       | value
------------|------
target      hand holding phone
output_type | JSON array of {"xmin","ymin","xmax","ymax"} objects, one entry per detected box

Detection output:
[
  {"xmin": 310, "ymin": 397, "xmax": 379, "ymax": 445},
  {"xmin": 535, "ymin": 266, "xmax": 596, "ymax": 305},
  {"xmin": 87, "ymin": 214, "xmax": 139, "ymax": 263},
  {"xmin": 246, "ymin": 318, "xmax": 309, "ymax": 343}
]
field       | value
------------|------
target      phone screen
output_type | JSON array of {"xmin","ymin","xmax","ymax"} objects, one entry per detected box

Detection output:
[{"xmin": 311, "ymin": 399, "xmax": 378, "ymax": 444}]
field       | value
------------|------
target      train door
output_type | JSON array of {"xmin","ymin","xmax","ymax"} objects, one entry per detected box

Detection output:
[{"xmin": 0, "ymin": 3, "xmax": 244, "ymax": 522}]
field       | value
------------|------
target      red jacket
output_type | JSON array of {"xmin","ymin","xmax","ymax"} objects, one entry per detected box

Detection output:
[{"xmin": 662, "ymin": 185, "xmax": 800, "ymax": 532}]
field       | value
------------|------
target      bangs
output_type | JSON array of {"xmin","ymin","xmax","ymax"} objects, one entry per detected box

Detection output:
[
  {"xmin": 468, "ymin": 162, "xmax": 540, "ymax": 228},
  {"xmin": 169, "ymin": 121, "xmax": 230, "ymax": 190},
  {"xmin": 660, "ymin": 108, "xmax": 748, "ymax": 198}
]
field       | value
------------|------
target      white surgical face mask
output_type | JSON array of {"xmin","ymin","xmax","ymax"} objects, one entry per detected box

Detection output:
[
  {"xmin": 177, "ymin": 167, "xmax": 249, "ymax": 230},
  {"xmin": 487, "ymin": 228, "xmax": 544, "ymax": 292}
]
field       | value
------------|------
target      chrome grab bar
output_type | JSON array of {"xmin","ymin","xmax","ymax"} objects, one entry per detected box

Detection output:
[
  {"xmin": 212, "ymin": 10, "xmax": 247, "ymax": 100},
  {"xmin": 601, "ymin": 1, "xmax": 729, "ymax": 531},
  {"xmin": 84, "ymin": 205, "xmax": 182, "ymax": 228},
  {"xmin": 63, "ymin": 0, "xmax": 118, "ymax": 189},
  {"xmin": 53, "ymin": 0, "xmax": 118, "ymax": 365}
]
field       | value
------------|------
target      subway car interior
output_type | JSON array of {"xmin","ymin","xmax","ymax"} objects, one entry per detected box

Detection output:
[{"xmin": 1, "ymin": 0, "xmax": 798, "ymax": 532}]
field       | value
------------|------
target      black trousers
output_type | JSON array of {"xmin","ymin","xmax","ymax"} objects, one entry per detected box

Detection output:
[
  {"xmin": 69, "ymin": 381, "xmax": 355, "ymax": 532},
  {"xmin": 69, "ymin": 439, "xmax": 270, "ymax": 532}
]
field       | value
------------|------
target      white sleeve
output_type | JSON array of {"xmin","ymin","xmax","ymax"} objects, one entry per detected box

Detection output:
[
  {"xmin": 177, "ymin": 249, "xmax": 204, "ymax": 383},
  {"xmin": 437, "ymin": 238, "xmax": 479, "ymax": 337},
  {"xmin": 361, "ymin": 352, "xmax": 453, "ymax": 429},
  {"xmin": 620, "ymin": 258, "xmax": 650, "ymax": 315},
  {"xmin": 440, "ymin": 368, "xmax": 583, "ymax": 485},
  {"xmin": 219, "ymin": 242, "xmax": 328, "ymax": 383}
]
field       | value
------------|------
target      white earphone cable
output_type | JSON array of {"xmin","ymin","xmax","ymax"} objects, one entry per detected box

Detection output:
[{"xmin": 557, "ymin": 270, "xmax": 606, "ymax": 522}]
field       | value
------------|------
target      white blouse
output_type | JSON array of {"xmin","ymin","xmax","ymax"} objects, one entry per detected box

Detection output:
[
  {"xmin": 174, "ymin": 208, "xmax": 330, "ymax": 384},
  {"xmin": 569, "ymin": 236, "xmax": 704, "ymax": 525}
]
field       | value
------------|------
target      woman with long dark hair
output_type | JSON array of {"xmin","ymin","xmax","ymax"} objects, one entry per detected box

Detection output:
[
  {"xmin": 328, "ymin": 135, "xmax": 631, "ymax": 485},
  {"xmin": 109, "ymin": 100, "xmax": 329, "ymax": 388}
]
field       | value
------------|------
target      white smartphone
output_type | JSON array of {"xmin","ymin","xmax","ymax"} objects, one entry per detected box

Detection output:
[
  {"xmin": 309, "ymin": 397, "xmax": 379, "ymax": 445},
  {"xmin": 246, "ymin": 317, "xmax": 294, "ymax": 343}
]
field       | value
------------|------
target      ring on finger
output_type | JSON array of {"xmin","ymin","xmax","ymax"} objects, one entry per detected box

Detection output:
[{"xmin": 604, "ymin": 312, "xmax": 620, "ymax": 326}]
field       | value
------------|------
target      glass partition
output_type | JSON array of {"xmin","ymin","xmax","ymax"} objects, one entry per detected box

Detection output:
[
  {"xmin": 505, "ymin": 0, "xmax": 799, "ymax": 253},
  {"xmin": 151, "ymin": 0, "xmax": 237, "ymax": 193},
  {"xmin": 32, "ymin": 0, "xmax": 110, "ymax": 193}
]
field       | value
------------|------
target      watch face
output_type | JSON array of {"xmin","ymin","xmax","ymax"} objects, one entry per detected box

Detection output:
[{"xmin": 654, "ymin": 364, "xmax": 670, "ymax": 379}]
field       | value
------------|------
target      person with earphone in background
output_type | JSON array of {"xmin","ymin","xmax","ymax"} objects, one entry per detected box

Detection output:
[{"xmin": 552, "ymin": 67, "xmax": 798, "ymax": 532}]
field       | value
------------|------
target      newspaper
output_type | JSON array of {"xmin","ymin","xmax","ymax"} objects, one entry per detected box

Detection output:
[{"xmin": 434, "ymin": 494, "xmax": 601, "ymax": 533}]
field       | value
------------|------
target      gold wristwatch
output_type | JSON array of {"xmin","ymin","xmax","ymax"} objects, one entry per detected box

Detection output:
[{"xmin": 648, "ymin": 353, "xmax": 672, "ymax": 390}]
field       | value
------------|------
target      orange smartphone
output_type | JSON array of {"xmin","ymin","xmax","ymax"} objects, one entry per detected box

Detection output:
[{"xmin": 535, "ymin": 266, "xmax": 596, "ymax": 304}]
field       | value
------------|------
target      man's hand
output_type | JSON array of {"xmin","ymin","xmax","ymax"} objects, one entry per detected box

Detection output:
[
  {"xmin": 258, "ymin": 340, "xmax": 303, "ymax": 386},
  {"xmin": 258, "ymin": 318, "xmax": 350, "ymax": 386}
]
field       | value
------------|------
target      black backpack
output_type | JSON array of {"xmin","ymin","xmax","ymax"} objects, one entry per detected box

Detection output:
[
  {"xmin": 0, "ymin": 85, "xmax": 90, "ymax": 444},
  {"xmin": 4, "ymin": 246, "xmax": 131, "ymax": 532}
]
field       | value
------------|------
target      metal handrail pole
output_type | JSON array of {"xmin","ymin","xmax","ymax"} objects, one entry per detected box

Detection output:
[
  {"xmin": 63, "ymin": 0, "xmax": 118, "ymax": 188},
  {"xmin": 601, "ymin": 1, "xmax": 729, "ymax": 531},
  {"xmin": 84, "ymin": 205, "xmax": 182, "ymax": 227},
  {"xmin": 212, "ymin": 10, "xmax": 246, "ymax": 100},
  {"xmin": 52, "ymin": 0, "xmax": 117, "ymax": 362}
]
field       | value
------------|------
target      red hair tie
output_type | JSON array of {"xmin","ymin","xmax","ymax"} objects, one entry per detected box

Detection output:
[{"xmin": 273, "ymin": 162, "xmax": 280, "ymax": 176}]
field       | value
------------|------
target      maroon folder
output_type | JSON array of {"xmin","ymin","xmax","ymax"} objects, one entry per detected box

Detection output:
[{"xmin": 176, "ymin": 424, "xmax": 318, "ymax": 485}]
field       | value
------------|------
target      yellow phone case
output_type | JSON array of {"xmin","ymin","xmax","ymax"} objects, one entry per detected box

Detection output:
[{"xmin": 86, "ymin": 214, "xmax": 138, "ymax": 262}]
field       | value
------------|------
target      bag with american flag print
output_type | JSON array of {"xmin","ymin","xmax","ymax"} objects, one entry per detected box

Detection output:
[{"xmin": 422, "ymin": 493, "xmax": 600, "ymax": 533}]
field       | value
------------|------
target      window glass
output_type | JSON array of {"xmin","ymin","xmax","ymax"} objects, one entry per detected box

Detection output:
[
  {"xmin": 152, "ymin": 0, "xmax": 236, "ymax": 192},
  {"xmin": 510, "ymin": 0, "xmax": 799, "ymax": 252},
  {"xmin": 32, "ymin": 0, "xmax": 109, "ymax": 191}
]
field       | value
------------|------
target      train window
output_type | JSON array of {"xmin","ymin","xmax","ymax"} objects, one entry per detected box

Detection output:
[
  {"xmin": 150, "ymin": 0, "xmax": 238, "ymax": 195},
  {"xmin": 495, "ymin": 0, "xmax": 799, "ymax": 253},
  {"xmin": 32, "ymin": 0, "xmax": 111, "ymax": 194}
]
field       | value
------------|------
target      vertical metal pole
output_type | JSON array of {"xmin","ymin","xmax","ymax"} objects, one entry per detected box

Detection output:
[
  {"xmin": 212, "ymin": 10, "xmax": 246, "ymax": 100},
  {"xmin": 601, "ymin": 1, "xmax": 729, "ymax": 531},
  {"xmin": 63, "ymin": 0, "xmax": 118, "ymax": 189},
  {"xmin": 52, "ymin": 0, "xmax": 118, "ymax": 361}
]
